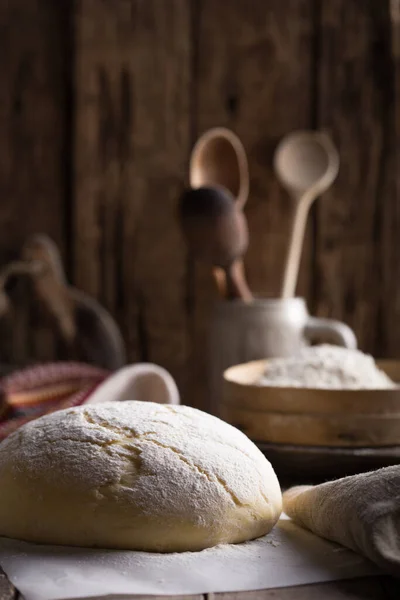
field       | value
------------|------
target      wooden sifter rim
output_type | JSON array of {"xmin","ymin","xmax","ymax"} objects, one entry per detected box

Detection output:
[{"xmin": 222, "ymin": 359, "xmax": 400, "ymax": 416}]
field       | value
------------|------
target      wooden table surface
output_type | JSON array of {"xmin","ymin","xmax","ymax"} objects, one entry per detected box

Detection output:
[{"xmin": 1, "ymin": 566, "xmax": 399, "ymax": 600}]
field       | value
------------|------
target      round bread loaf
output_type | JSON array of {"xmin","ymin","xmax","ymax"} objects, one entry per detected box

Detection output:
[{"xmin": 0, "ymin": 401, "xmax": 282, "ymax": 552}]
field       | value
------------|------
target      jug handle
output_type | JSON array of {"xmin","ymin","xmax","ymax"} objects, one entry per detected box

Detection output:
[{"xmin": 304, "ymin": 316, "xmax": 357, "ymax": 349}]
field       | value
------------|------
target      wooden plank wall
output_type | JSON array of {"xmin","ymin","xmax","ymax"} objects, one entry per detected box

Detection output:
[
  {"xmin": 0, "ymin": 0, "xmax": 399, "ymax": 410},
  {"xmin": 0, "ymin": 0, "xmax": 70, "ymax": 364}
]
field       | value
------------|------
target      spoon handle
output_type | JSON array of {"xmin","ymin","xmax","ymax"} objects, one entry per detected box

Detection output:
[
  {"xmin": 212, "ymin": 267, "xmax": 228, "ymax": 298},
  {"xmin": 225, "ymin": 260, "xmax": 253, "ymax": 302},
  {"xmin": 281, "ymin": 196, "xmax": 312, "ymax": 299}
]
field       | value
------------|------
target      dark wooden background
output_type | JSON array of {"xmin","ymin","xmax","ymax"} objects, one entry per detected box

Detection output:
[{"xmin": 0, "ymin": 0, "xmax": 399, "ymax": 410}]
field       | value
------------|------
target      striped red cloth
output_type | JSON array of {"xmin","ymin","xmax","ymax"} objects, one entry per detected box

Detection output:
[{"xmin": 0, "ymin": 362, "xmax": 110, "ymax": 442}]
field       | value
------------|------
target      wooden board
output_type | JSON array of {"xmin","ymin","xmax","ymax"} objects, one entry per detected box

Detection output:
[
  {"xmin": 0, "ymin": 0, "xmax": 69, "ymax": 366},
  {"xmin": 73, "ymin": 0, "xmax": 191, "ymax": 392},
  {"xmin": 315, "ymin": 0, "xmax": 400, "ymax": 356}
]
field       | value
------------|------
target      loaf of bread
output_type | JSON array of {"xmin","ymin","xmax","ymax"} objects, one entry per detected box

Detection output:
[{"xmin": 0, "ymin": 401, "xmax": 282, "ymax": 552}]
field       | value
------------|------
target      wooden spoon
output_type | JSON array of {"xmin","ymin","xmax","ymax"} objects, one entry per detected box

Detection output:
[
  {"xmin": 189, "ymin": 128, "xmax": 250, "ymax": 299},
  {"xmin": 190, "ymin": 127, "xmax": 249, "ymax": 210},
  {"xmin": 179, "ymin": 186, "xmax": 253, "ymax": 302},
  {"xmin": 274, "ymin": 130, "xmax": 339, "ymax": 298}
]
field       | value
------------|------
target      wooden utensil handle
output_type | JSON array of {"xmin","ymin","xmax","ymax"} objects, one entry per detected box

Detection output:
[
  {"xmin": 281, "ymin": 198, "xmax": 310, "ymax": 299},
  {"xmin": 225, "ymin": 261, "xmax": 253, "ymax": 302},
  {"xmin": 212, "ymin": 267, "xmax": 228, "ymax": 298}
]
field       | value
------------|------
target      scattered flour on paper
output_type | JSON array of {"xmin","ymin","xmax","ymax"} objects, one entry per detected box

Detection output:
[
  {"xmin": 258, "ymin": 345, "xmax": 396, "ymax": 390},
  {"xmin": 0, "ymin": 520, "xmax": 380, "ymax": 600}
]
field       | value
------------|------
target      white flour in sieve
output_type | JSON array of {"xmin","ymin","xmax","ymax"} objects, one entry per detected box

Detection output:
[{"xmin": 258, "ymin": 345, "xmax": 396, "ymax": 390}]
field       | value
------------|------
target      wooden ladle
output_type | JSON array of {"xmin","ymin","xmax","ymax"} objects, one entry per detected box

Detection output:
[
  {"xmin": 274, "ymin": 130, "xmax": 339, "ymax": 298},
  {"xmin": 179, "ymin": 186, "xmax": 252, "ymax": 301}
]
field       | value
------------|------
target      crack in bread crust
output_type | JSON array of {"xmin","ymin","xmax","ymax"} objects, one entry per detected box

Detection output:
[{"xmin": 82, "ymin": 410, "xmax": 247, "ymax": 507}]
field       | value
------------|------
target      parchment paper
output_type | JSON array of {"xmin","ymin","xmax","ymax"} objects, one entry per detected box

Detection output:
[{"xmin": 0, "ymin": 518, "xmax": 379, "ymax": 600}]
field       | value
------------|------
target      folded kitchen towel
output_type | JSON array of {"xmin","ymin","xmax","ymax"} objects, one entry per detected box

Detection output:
[{"xmin": 283, "ymin": 466, "xmax": 400, "ymax": 576}]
